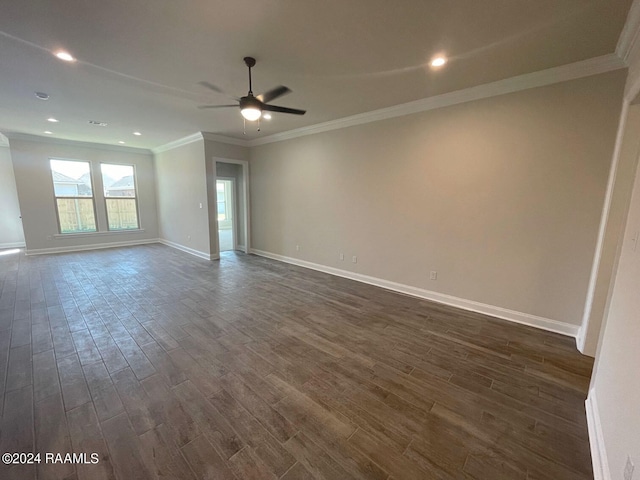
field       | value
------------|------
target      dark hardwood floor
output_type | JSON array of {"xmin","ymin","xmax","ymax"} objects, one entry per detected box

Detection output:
[{"xmin": 0, "ymin": 245, "xmax": 594, "ymax": 479}]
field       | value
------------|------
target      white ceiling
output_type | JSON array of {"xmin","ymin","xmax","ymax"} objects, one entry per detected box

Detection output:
[{"xmin": 0, "ymin": 0, "xmax": 633, "ymax": 150}]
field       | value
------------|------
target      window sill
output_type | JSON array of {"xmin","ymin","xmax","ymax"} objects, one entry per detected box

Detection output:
[{"xmin": 53, "ymin": 229, "xmax": 145, "ymax": 239}]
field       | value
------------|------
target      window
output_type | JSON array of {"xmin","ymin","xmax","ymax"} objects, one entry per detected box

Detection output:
[
  {"xmin": 50, "ymin": 159, "xmax": 97, "ymax": 233},
  {"xmin": 101, "ymin": 163, "xmax": 139, "ymax": 230},
  {"xmin": 217, "ymin": 181, "xmax": 227, "ymax": 221}
]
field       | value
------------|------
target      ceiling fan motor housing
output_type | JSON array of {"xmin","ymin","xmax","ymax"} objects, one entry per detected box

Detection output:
[{"xmin": 240, "ymin": 95, "xmax": 262, "ymax": 112}]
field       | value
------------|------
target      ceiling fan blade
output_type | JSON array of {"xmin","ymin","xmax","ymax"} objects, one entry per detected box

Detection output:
[
  {"xmin": 257, "ymin": 85, "xmax": 291, "ymax": 104},
  {"xmin": 198, "ymin": 81, "xmax": 239, "ymax": 101},
  {"xmin": 197, "ymin": 104, "xmax": 237, "ymax": 109},
  {"xmin": 262, "ymin": 104, "xmax": 306, "ymax": 115}
]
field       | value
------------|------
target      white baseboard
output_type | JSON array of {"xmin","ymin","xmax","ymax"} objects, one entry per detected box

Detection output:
[
  {"xmin": 586, "ymin": 389, "xmax": 610, "ymax": 480},
  {"xmin": 0, "ymin": 241, "xmax": 26, "ymax": 249},
  {"xmin": 250, "ymin": 248, "xmax": 579, "ymax": 338},
  {"xmin": 158, "ymin": 239, "xmax": 218, "ymax": 261},
  {"xmin": 25, "ymin": 238, "xmax": 159, "ymax": 256}
]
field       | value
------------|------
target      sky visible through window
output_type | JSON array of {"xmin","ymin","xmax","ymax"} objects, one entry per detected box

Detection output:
[
  {"xmin": 50, "ymin": 159, "xmax": 89, "ymax": 178},
  {"xmin": 50, "ymin": 160, "xmax": 132, "ymax": 183}
]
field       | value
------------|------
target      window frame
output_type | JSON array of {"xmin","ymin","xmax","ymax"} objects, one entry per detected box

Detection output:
[
  {"xmin": 101, "ymin": 162, "xmax": 141, "ymax": 231},
  {"xmin": 50, "ymin": 158, "xmax": 98, "ymax": 234}
]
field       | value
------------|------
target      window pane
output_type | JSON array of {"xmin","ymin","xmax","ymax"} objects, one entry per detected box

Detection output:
[
  {"xmin": 217, "ymin": 201, "xmax": 226, "ymax": 221},
  {"xmin": 102, "ymin": 164, "xmax": 136, "ymax": 197},
  {"xmin": 106, "ymin": 198, "xmax": 139, "ymax": 230},
  {"xmin": 56, "ymin": 199, "xmax": 97, "ymax": 233},
  {"xmin": 50, "ymin": 159, "xmax": 93, "ymax": 196}
]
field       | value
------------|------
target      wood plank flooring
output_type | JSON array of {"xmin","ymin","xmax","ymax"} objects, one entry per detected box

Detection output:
[{"xmin": 0, "ymin": 245, "xmax": 594, "ymax": 479}]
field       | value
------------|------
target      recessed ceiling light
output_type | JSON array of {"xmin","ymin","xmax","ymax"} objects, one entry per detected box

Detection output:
[
  {"xmin": 88, "ymin": 120, "xmax": 108, "ymax": 126},
  {"xmin": 47, "ymin": 117, "xmax": 59, "ymax": 123},
  {"xmin": 430, "ymin": 56, "xmax": 447, "ymax": 68},
  {"xmin": 35, "ymin": 92, "xmax": 50, "ymax": 100},
  {"xmin": 44, "ymin": 131, "xmax": 53, "ymax": 135},
  {"xmin": 133, "ymin": 132, "xmax": 141, "ymax": 136},
  {"xmin": 118, "ymin": 141, "xmax": 125, "ymax": 144},
  {"xmin": 262, "ymin": 113, "xmax": 272, "ymax": 120},
  {"xmin": 54, "ymin": 51, "xmax": 76, "ymax": 62}
]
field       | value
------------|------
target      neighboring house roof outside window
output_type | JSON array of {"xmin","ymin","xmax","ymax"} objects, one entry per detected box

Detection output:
[{"xmin": 105, "ymin": 175, "xmax": 135, "ymax": 196}]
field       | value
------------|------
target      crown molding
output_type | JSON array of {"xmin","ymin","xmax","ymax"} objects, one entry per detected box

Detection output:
[
  {"xmin": 201, "ymin": 131, "xmax": 249, "ymax": 147},
  {"xmin": 151, "ymin": 54, "xmax": 626, "ymax": 152},
  {"xmin": 4, "ymin": 132, "xmax": 152, "ymax": 154},
  {"xmin": 249, "ymin": 54, "xmax": 625, "ymax": 147},
  {"xmin": 151, "ymin": 132, "xmax": 204, "ymax": 154},
  {"xmin": 152, "ymin": 131, "xmax": 249, "ymax": 154},
  {"xmin": 616, "ymin": 0, "xmax": 640, "ymax": 63}
]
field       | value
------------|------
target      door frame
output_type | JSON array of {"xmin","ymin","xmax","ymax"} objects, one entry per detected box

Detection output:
[{"xmin": 212, "ymin": 157, "xmax": 250, "ymax": 254}]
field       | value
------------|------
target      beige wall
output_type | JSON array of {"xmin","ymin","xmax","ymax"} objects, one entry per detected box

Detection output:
[
  {"xmin": 204, "ymin": 138, "xmax": 250, "ymax": 256},
  {"xmin": 588, "ymin": 17, "xmax": 640, "ymax": 478},
  {"xmin": 154, "ymin": 136, "xmax": 249, "ymax": 258},
  {"xmin": 250, "ymin": 70, "xmax": 626, "ymax": 327},
  {"xmin": 155, "ymin": 139, "xmax": 211, "ymax": 256},
  {"xmin": 0, "ymin": 143, "xmax": 25, "ymax": 247},
  {"xmin": 10, "ymin": 137, "xmax": 158, "ymax": 253},
  {"xmin": 580, "ymin": 106, "xmax": 640, "ymax": 355},
  {"xmin": 590, "ymin": 117, "xmax": 640, "ymax": 477}
]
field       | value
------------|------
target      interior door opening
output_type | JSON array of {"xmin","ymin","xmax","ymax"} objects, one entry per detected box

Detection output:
[{"xmin": 217, "ymin": 178, "xmax": 235, "ymax": 252}]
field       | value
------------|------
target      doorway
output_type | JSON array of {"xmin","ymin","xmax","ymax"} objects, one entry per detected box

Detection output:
[
  {"xmin": 214, "ymin": 158, "xmax": 250, "ymax": 256},
  {"xmin": 216, "ymin": 178, "xmax": 235, "ymax": 252}
]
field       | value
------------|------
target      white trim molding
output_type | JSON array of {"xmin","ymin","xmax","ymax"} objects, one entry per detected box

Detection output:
[
  {"xmin": 25, "ymin": 238, "xmax": 159, "ymax": 256},
  {"xmin": 158, "ymin": 238, "xmax": 218, "ymax": 261},
  {"xmin": 249, "ymin": 54, "xmax": 625, "ymax": 147},
  {"xmin": 152, "ymin": 132, "xmax": 248, "ymax": 154},
  {"xmin": 250, "ymin": 249, "xmax": 579, "ymax": 338},
  {"xmin": 616, "ymin": 0, "xmax": 640, "ymax": 64},
  {"xmin": 586, "ymin": 389, "xmax": 611, "ymax": 480},
  {"xmin": 150, "ymin": 54, "xmax": 626, "ymax": 152},
  {"xmin": 201, "ymin": 132, "xmax": 248, "ymax": 147},
  {"xmin": 0, "ymin": 242, "xmax": 26, "ymax": 249},
  {"xmin": 151, "ymin": 133, "xmax": 204, "ymax": 154},
  {"xmin": 4, "ymin": 132, "xmax": 152, "ymax": 154}
]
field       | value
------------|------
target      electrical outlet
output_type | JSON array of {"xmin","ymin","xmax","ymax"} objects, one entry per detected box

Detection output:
[
  {"xmin": 199, "ymin": 203, "xmax": 203, "ymax": 209},
  {"xmin": 625, "ymin": 456, "xmax": 635, "ymax": 480},
  {"xmin": 339, "ymin": 253, "xmax": 344, "ymax": 261},
  {"xmin": 430, "ymin": 271, "xmax": 437, "ymax": 280},
  {"xmin": 352, "ymin": 256, "xmax": 357, "ymax": 263},
  {"xmin": 296, "ymin": 245, "xmax": 300, "ymax": 251}
]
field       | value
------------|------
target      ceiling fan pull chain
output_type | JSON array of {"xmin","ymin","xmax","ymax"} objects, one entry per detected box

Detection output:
[
  {"xmin": 243, "ymin": 117, "xmax": 247, "ymax": 135},
  {"xmin": 257, "ymin": 117, "xmax": 261, "ymax": 132}
]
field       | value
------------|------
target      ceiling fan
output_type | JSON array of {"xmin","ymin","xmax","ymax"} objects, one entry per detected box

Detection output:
[{"xmin": 198, "ymin": 57, "xmax": 306, "ymax": 121}]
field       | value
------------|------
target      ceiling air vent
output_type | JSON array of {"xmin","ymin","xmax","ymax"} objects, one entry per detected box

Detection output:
[{"xmin": 88, "ymin": 120, "xmax": 108, "ymax": 126}]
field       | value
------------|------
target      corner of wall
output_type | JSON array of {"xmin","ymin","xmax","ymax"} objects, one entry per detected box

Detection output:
[{"xmin": 585, "ymin": 389, "xmax": 611, "ymax": 480}]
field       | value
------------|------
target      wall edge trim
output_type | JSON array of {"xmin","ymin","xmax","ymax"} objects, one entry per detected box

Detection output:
[
  {"xmin": 585, "ymin": 389, "xmax": 611, "ymax": 480},
  {"xmin": 158, "ymin": 238, "xmax": 216, "ymax": 261},
  {"xmin": 0, "ymin": 242, "xmax": 26, "ymax": 249},
  {"xmin": 25, "ymin": 238, "xmax": 159, "ymax": 256},
  {"xmin": 250, "ymin": 249, "xmax": 579, "ymax": 337}
]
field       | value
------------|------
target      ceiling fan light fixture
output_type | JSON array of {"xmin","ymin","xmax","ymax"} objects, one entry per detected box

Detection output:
[
  {"xmin": 430, "ymin": 56, "xmax": 447, "ymax": 68},
  {"xmin": 54, "ymin": 50, "xmax": 76, "ymax": 62},
  {"xmin": 241, "ymin": 107, "xmax": 262, "ymax": 121}
]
